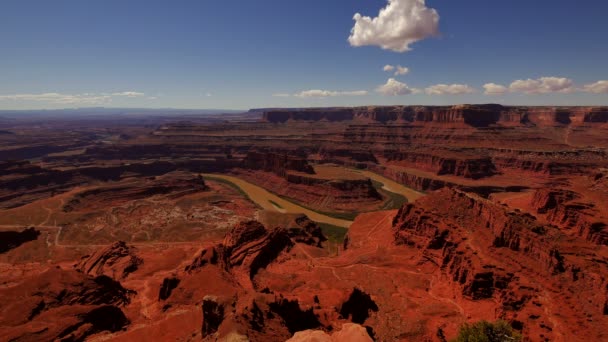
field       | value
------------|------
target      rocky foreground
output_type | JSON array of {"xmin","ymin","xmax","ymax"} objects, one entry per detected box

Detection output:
[{"xmin": 2, "ymin": 187, "xmax": 607, "ymax": 341}]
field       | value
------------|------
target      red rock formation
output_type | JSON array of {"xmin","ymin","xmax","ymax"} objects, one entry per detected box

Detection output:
[
  {"xmin": 174, "ymin": 221, "xmax": 329, "ymax": 340},
  {"xmin": 3, "ymin": 105, "xmax": 608, "ymax": 341},
  {"xmin": 391, "ymin": 188, "xmax": 608, "ymax": 340},
  {"xmin": 42, "ymin": 198, "xmax": 606, "ymax": 341},
  {"xmin": 383, "ymin": 150, "xmax": 498, "ymax": 179},
  {"xmin": 531, "ymin": 189, "xmax": 608, "ymax": 245},
  {"xmin": 159, "ymin": 277, "xmax": 181, "ymax": 301},
  {"xmin": 286, "ymin": 323, "xmax": 374, "ymax": 342},
  {"xmin": 264, "ymin": 104, "xmax": 506, "ymax": 127},
  {"xmin": 285, "ymin": 215, "xmax": 327, "ymax": 247},
  {"xmin": 243, "ymin": 151, "xmax": 314, "ymax": 177},
  {"xmin": 582, "ymin": 107, "xmax": 608, "ymax": 123},
  {"xmin": 76, "ymin": 241, "xmax": 143, "ymax": 280},
  {"xmin": 0, "ymin": 227, "xmax": 40, "ymax": 254},
  {"xmin": 263, "ymin": 108, "xmax": 355, "ymax": 123},
  {"xmin": 63, "ymin": 172, "xmax": 208, "ymax": 212},
  {"xmin": 0, "ymin": 268, "xmax": 132, "ymax": 341},
  {"xmin": 367, "ymin": 165, "xmax": 446, "ymax": 192},
  {"xmin": 0, "ymin": 161, "xmax": 215, "ymax": 209},
  {"xmin": 262, "ymin": 105, "xmax": 608, "ymax": 127},
  {"xmin": 234, "ymin": 169, "xmax": 383, "ymax": 212}
]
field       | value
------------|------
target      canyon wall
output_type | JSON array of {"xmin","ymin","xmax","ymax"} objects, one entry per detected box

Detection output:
[
  {"xmin": 263, "ymin": 105, "xmax": 608, "ymax": 127},
  {"xmin": 391, "ymin": 188, "xmax": 608, "ymax": 340}
]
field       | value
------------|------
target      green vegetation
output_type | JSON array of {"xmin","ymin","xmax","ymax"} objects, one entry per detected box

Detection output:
[
  {"xmin": 452, "ymin": 320, "xmax": 521, "ymax": 342},
  {"xmin": 317, "ymin": 222, "xmax": 348, "ymax": 256},
  {"xmin": 317, "ymin": 222, "xmax": 348, "ymax": 243},
  {"xmin": 371, "ymin": 180, "xmax": 409, "ymax": 210},
  {"xmin": 268, "ymin": 200, "xmax": 283, "ymax": 209},
  {"xmin": 311, "ymin": 208, "xmax": 359, "ymax": 221}
]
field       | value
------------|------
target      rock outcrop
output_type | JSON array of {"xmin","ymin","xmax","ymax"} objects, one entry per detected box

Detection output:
[
  {"xmin": 262, "ymin": 105, "xmax": 608, "ymax": 127},
  {"xmin": 201, "ymin": 295, "xmax": 228, "ymax": 337},
  {"xmin": 243, "ymin": 151, "xmax": 314, "ymax": 177},
  {"xmin": 531, "ymin": 188, "xmax": 608, "ymax": 245},
  {"xmin": 390, "ymin": 188, "xmax": 608, "ymax": 340},
  {"xmin": 339, "ymin": 288, "xmax": 378, "ymax": 324},
  {"xmin": 0, "ymin": 268, "xmax": 132, "ymax": 341},
  {"xmin": 179, "ymin": 221, "xmax": 330, "ymax": 341},
  {"xmin": 286, "ymin": 215, "xmax": 327, "ymax": 247},
  {"xmin": 382, "ymin": 150, "xmax": 498, "ymax": 179},
  {"xmin": 76, "ymin": 241, "xmax": 143, "ymax": 280},
  {"xmin": 220, "ymin": 221, "xmax": 294, "ymax": 286},
  {"xmin": 0, "ymin": 227, "xmax": 40, "ymax": 253},
  {"xmin": 233, "ymin": 169, "xmax": 383, "ymax": 213},
  {"xmin": 286, "ymin": 323, "xmax": 374, "ymax": 342},
  {"xmin": 159, "ymin": 277, "xmax": 181, "ymax": 301},
  {"xmin": 263, "ymin": 108, "xmax": 355, "ymax": 123},
  {"xmin": 64, "ymin": 172, "xmax": 208, "ymax": 212}
]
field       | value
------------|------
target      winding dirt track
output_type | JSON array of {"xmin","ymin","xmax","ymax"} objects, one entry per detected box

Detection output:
[{"xmin": 203, "ymin": 174, "xmax": 353, "ymax": 228}]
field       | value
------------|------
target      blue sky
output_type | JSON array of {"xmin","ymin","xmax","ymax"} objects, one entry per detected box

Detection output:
[{"xmin": 1, "ymin": 0, "xmax": 607, "ymax": 110}]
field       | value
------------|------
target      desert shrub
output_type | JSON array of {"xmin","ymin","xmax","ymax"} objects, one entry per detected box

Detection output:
[{"xmin": 452, "ymin": 320, "xmax": 521, "ymax": 342}]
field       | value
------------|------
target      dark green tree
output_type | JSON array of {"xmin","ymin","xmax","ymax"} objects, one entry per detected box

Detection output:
[{"xmin": 452, "ymin": 320, "xmax": 522, "ymax": 342}]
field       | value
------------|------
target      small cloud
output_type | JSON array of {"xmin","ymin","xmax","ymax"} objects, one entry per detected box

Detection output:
[
  {"xmin": 294, "ymin": 89, "xmax": 368, "ymax": 98},
  {"xmin": 0, "ymin": 90, "xmax": 149, "ymax": 106},
  {"xmin": 147, "ymin": 96, "xmax": 158, "ymax": 100},
  {"xmin": 509, "ymin": 77, "xmax": 575, "ymax": 94},
  {"xmin": 483, "ymin": 83, "xmax": 508, "ymax": 95},
  {"xmin": 0, "ymin": 92, "xmax": 112, "ymax": 105},
  {"xmin": 348, "ymin": 0, "xmax": 440, "ymax": 53},
  {"xmin": 383, "ymin": 65, "xmax": 395, "ymax": 72},
  {"xmin": 112, "ymin": 91, "xmax": 145, "ymax": 97},
  {"xmin": 205, "ymin": 93, "xmax": 213, "ymax": 97},
  {"xmin": 583, "ymin": 80, "xmax": 608, "ymax": 94},
  {"xmin": 376, "ymin": 78, "xmax": 418, "ymax": 96},
  {"xmin": 425, "ymin": 84, "xmax": 476, "ymax": 95},
  {"xmin": 394, "ymin": 65, "xmax": 409, "ymax": 76}
]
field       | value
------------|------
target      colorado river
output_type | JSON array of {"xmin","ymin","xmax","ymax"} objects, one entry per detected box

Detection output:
[
  {"xmin": 203, "ymin": 174, "xmax": 353, "ymax": 228},
  {"xmin": 203, "ymin": 169, "xmax": 424, "ymax": 229},
  {"xmin": 349, "ymin": 170, "xmax": 425, "ymax": 202}
]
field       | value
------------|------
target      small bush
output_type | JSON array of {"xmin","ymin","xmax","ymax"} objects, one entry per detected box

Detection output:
[{"xmin": 452, "ymin": 320, "xmax": 521, "ymax": 342}]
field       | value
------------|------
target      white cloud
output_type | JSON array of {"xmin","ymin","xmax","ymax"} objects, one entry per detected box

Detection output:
[
  {"xmin": 383, "ymin": 65, "xmax": 395, "ymax": 72},
  {"xmin": 0, "ymin": 91, "xmax": 148, "ymax": 106},
  {"xmin": 483, "ymin": 83, "xmax": 508, "ymax": 95},
  {"xmin": 583, "ymin": 80, "xmax": 608, "ymax": 94},
  {"xmin": 376, "ymin": 78, "xmax": 418, "ymax": 96},
  {"xmin": 0, "ymin": 93, "xmax": 112, "ymax": 105},
  {"xmin": 272, "ymin": 93, "xmax": 291, "ymax": 97},
  {"xmin": 294, "ymin": 90, "xmax": 369, "ymax": 98},
  {"xmin": 348, "ymin": 0, "xmax": 440, "ymax": 53},
  {"xmin": 383, "ymin": 64, "xmax": 408, "ymax": 75},
  {"xmin": 425, "ymin": 84, "xmax": 476, "ymax": 95},
  {"xmin": 509, "ymin": 77, "xmax": 575, "ymax": 94},
  {"xmin": 394, "ymin": 65, "xmax": 409, "ymax": 75},
  {"xmin": 112, "ymin": 91, "xmax": 145, "ymax": 97}
]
